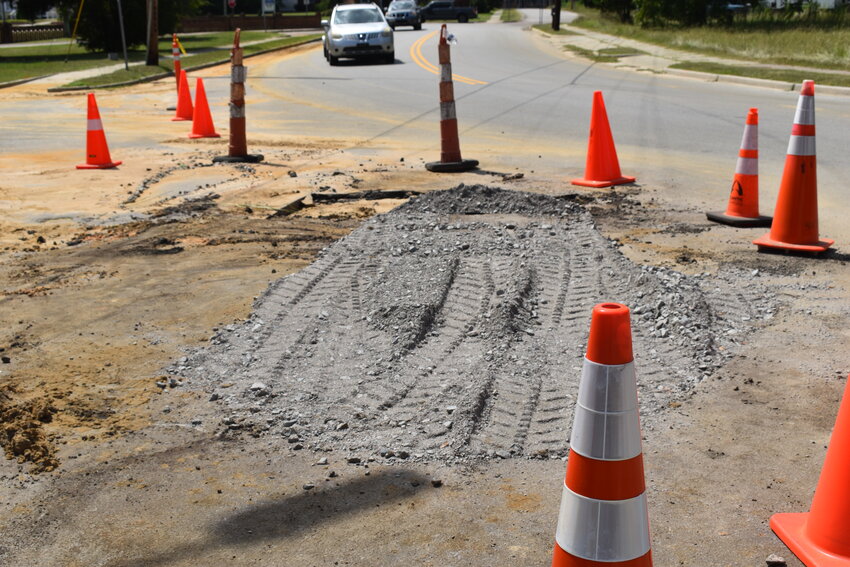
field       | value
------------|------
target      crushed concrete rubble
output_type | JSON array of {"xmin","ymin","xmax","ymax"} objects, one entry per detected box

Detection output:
[{"xmin": 173, "ymin": 185, "xmax": 776, "ymax": 465}]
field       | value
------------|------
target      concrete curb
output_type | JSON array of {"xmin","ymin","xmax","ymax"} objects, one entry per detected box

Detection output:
[
  {"xmin": 0, "ymin": 74, "xmax": 54, "ymax": 89},
  {"xmin": 43, "ymin": 36, "xmax": 321, "ymax": 93}
]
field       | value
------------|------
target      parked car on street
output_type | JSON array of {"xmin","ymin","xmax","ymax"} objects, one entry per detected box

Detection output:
[
  {"xmin": 322, "ymin": 3, "xmax": 395, "ymax": 65},
  {"xmin": 419, "ymin": 0, "xmax": 477, "ymax": 23},
  {"xmin": 385, "ymin": 0, "xmax": 422, "ymax": 30}
]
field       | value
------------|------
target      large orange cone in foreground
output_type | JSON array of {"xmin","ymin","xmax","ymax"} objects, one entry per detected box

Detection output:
[
  {"xmin": 76, "ymin": 93, "xmax": 122, "ymax": 170},
  {"xmin": 754, "ymin": 80, "xmax": 833, "ymax": 253},
  {"xmin": 706, "ymin": 108, "xmax": 772, "ymax": 228},
  {"xmin": 171, "ymin": 69, "xmax": 194, "ymax": 122},
  {"xmin": 771, "ymin": 378, "xmax": 850, "ymax": 566},
  {"xmin": 551, "ymin": 303, "xmax": 652, "ymax": 567},
  {"xmin": 189, "ymin": 78, "xmax": 220, "ymax": 139},
  {"xmin": 571, "ymin": 91, "xmax": 635, "ymax": 188}
]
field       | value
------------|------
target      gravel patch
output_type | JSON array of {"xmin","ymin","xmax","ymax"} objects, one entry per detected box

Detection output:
[{"xmin": 174, "ymin": 184, "xmax": 776, "ymax": 465}]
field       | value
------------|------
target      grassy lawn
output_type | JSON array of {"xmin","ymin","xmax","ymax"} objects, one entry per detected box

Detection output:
[
  {"xmin": 562, "ymin": 43, "xmax": 645, "ymax": 63},
  {"xmin": 671, "ymin": 60, "xmax": 850, "ymax": 87},
  {"xmin": 0, "ymin": 31, "xmax": 302, "ymax": 85},
  {"xmin": 500, "ymin": 8, "xmax": 522, "ymax": 23},
  {"xmin": 568, "ymin": 5, "xmax": 850, "ymax": 71},
  {"xmin": 66, "ymin": 34, "xmax": 321, "ymax": 88},
  {"xmin": 427, "ymin": 10, "xmax": 491, "ymax": 23}
]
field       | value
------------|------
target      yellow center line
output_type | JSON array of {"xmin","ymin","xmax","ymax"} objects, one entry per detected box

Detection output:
[{"xmin": 410, "ymin": 30, "xmax": 488, "ymax": 86}]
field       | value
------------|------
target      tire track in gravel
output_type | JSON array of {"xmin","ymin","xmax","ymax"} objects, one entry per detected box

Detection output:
[{"xmin": 176, "ymin": 186, "xmax": 776, "ymax": 464}]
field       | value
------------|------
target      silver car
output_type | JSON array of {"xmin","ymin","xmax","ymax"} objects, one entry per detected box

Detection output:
[{"xmin": 322, "ymin": 3, "xmax": 395, "ymax": 66}]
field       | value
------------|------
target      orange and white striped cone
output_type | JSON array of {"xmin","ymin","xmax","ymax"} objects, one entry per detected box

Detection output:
[
  {"xmin": 754, "ymin": 80, "xmax": 833, "ymax": 254},
  {"xmin": 706, "ymin": 108, "xmax": 772, "ymax": 228},
  {"xmin": 551, "ymin": 302, "xmax": 652, "ymax": 567},
  {"xmin": 172, "ymin": 34, "xmax": 181, "ymax": 94},
  {"xmin": 76, "ymin": 93, "xmax": 122, "ymax": 170},
  {"xmin": 167, "ymin": 34, "xmax": 182, "ymax": 111},
  {"xmin": 425, "ymin": 24, "xmax": 478, "ymax": 173}
]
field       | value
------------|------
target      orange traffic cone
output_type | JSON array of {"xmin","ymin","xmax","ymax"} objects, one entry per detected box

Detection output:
[
  {"xmin": 189, "ymin": 78, "xmax": 220, "ymax": 139},
  {"xmin": 551, "ymin": 303, "xmax": 652, "ymax": 567},
  {"xmin": 707, "ymin": 108, "xmax": 772, "ymax": 228},
  {"xmin": 171, "ymin": 69, "xmax": 193, "ymax": 122},
  {"xmin": 754, "ymin": 80, "xmax": 833, "ymax": 253},
  {"xmin": 771, "ymin": 378, "xmax": 850, "ymax": 566},
  {"xmin": 76, "ymin": 93, "xmax": 122, "ymax": 170},
  {"xmin": 572, "ymin": 91, "xmax": 635, "ymax": 188}
]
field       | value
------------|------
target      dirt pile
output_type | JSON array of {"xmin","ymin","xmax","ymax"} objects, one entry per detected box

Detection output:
[
  {"xmin": 0, "ymin": 385, "xmax": 58, "ymax": 473},
  {"xmin": 174, "ymin": 185, "xmax": 776, "ymax": 464}
]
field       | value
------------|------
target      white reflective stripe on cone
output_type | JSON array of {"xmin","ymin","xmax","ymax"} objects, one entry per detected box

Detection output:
[
  {"xmin": 229, "ymin": 103, "xmax": 246, "ymax": 118},
  {"xmin": 232, "ymin": 66, "xmax": 247, "ymax": 84},
  {"xmin": 555, "ymin": 484, "xmax": 651, "ymax": 562},
  {"xmin": 440, "ymin": 64, "xmax": 452, "ymax": 83},
  {"xmin": 440, "ymin": 101, "xmax": 456, "ymax": 121},
  {"xmin": 570, "ymin": 404, "xmax": 642, "ymax": 461},
  {"xmin": 787, "ymin": 135, "xmax": 816, "ymax": 157},
  {"xmin": 578, "ymin": 360, "xmax": 638, "ymax": 413},
  {"xmin": 735, "ymin": 156, "xmax": 758, "ymax": 176},
  {"xmin": 87, "ymin": 119, "xmax": 103, "ymax": 131},
  {"xmin": 740, "ymin": 124, "xmax": 757, "ymax": 150},
  {"xmin": 794, "ymin": 96, "xmax": 815, "ymax": 126}
]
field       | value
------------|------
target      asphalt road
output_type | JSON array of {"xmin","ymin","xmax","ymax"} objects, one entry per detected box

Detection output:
[{"xmin": 228, "ymin": 17, "xmax": 849, "ymax": 243}]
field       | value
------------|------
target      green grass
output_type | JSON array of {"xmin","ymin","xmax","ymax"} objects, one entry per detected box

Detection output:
[
  {"xmin": 570, "ymin": 5, "xmax": 850, "ymax": 71},
  {"xmin": 670, "ymin": 60, "xmax": 850, "ymax": 88},
  {"xmin": 500, "ymin": 8, "xmax": 522, "ymax": 23},
  {"xmin": 427, "ymin": 10, "xmax": 491, "ymax": 23},
  {"xmin": 0, "ymin": 32, "xmax": 317, "ymax": 86},
  {"xmin": 562, "ymin": 43, "xmax": 645, "ymax": 63},
  {"xmin": 66, "ymin": 34, "xmax": 320, "ymax": 88},
  {"xmin": 0, "ymin": 43, "xmax": 148, "ymax": 84},
  {"xmin": 532, "ymin": 24, "xmax": 578, "ymax": 35}
]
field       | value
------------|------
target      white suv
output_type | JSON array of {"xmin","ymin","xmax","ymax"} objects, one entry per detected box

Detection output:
[{"xmin": 322, "ymin": 3, "xmax": 395, "ymax": 66}]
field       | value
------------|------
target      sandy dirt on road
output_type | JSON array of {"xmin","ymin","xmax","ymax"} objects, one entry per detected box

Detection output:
[{"xmin": 2, "ymin": 68, "xmax": 850, "ymax": 567}]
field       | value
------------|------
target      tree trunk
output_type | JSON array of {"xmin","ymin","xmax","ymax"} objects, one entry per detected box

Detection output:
[{"xmin": 146, "ymin": 0, "xmax": 159, "ymax": 66}]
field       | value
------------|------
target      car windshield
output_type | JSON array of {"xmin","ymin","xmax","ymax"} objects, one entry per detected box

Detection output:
[
  {"xmin": 333, "ymin": 8, "xmax": 384, "ymax": 24},
  {"xmin": 390, "ymin": 1, "xmax": 415, "ymax": 10}
]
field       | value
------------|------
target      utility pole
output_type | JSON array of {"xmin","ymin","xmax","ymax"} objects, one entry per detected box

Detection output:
[{"xmin": 146, "ymin": 0, "xmax": 158, "ymax": 66}]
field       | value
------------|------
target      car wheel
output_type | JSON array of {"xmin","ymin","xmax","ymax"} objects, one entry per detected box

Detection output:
[
  {"xmin": 323, "ymin": 44, "xmax": 328, "ymax": 60},
  {"xmin": 458, "ymin": 13, "xmax": 468, "ymax": 22},
  {"xmin": 414, "ymin": 21, "xmax": 422, "ymax": 30},
  {"xmin": 329, "ymin": 54, "xmax": 339, "ymax": 66},
  {"xmin": 384, "ymin": 52, "xmax": 395, "ymax": 64}
]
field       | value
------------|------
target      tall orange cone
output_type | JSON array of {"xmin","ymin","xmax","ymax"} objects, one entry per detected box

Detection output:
[
  {"xmin": 189, "ymin": 78, "xmax": 220, "ymax": 139},
  {"xmin": 172, "ymin": 33, "xmax": 182, "ymax": 94},
  {"xmin": 76, "ymin": 93, "xmax": 122, "ymax": 170},
  {"xmin": 171, "ymin": 69, "xmax": 194, "ymax": 122},
  {"xmin": 425, "ymin": 24, "xmax": 478, "ymax": 173},
  {"xmin": 572, "ymin": 91, "xmax": 635, "ymax": 188},
  {"xmin": 754, "ymin": 80, "xmax": 833, "ymax": 253},
  {"xmin": 771, "ymin": 378, "xmax": 850, "ymax": 566},
  {"xmin": 706, "ymin": 108, "xmax": 772, "ymax": 228},
  {"xmin": 551, "ymin": 303, "xmax": 652, "ymax": 567}
]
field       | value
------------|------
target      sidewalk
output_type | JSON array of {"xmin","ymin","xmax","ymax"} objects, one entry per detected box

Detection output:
[{"xmin": 523, "ymin": 8, "xmax": 850, "ymax": 96}]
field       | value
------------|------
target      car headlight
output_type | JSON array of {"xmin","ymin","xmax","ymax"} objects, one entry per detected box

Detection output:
[
  {"xmin": 381, "ymin": 27, "xmax": 392, "ymax": 37},
  {"xmin": 331, "ymin": 33, "xmax": 343, "ymax": 39}
]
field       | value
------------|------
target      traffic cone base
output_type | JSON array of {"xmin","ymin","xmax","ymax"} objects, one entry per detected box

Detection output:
[
  {"xmin": 425, "ymin": 159, "xmax": 478, "ymax": 173},
  {"xmin": 76, "ymin": 160, "xmax": 122, "ymax": 170},
  {"xmin": 706, "ymin": 210, "xmax": 772, "ymax": 228},
  {"xmin": 571, "ymin": 175, "xmax": 635, "ymax": 189},
  {"xmin": 771, "ymin": 513, "xmax": 850, "ymax": 567},
  {"xmin": 753, "ymin": 234, "xmax": 833, "ymax": 253}
]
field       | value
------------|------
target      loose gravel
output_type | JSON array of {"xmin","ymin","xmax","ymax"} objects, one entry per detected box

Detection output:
[{"xmin": 174, "ymin": 185, "xmax": 776, "ymax": 465}]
